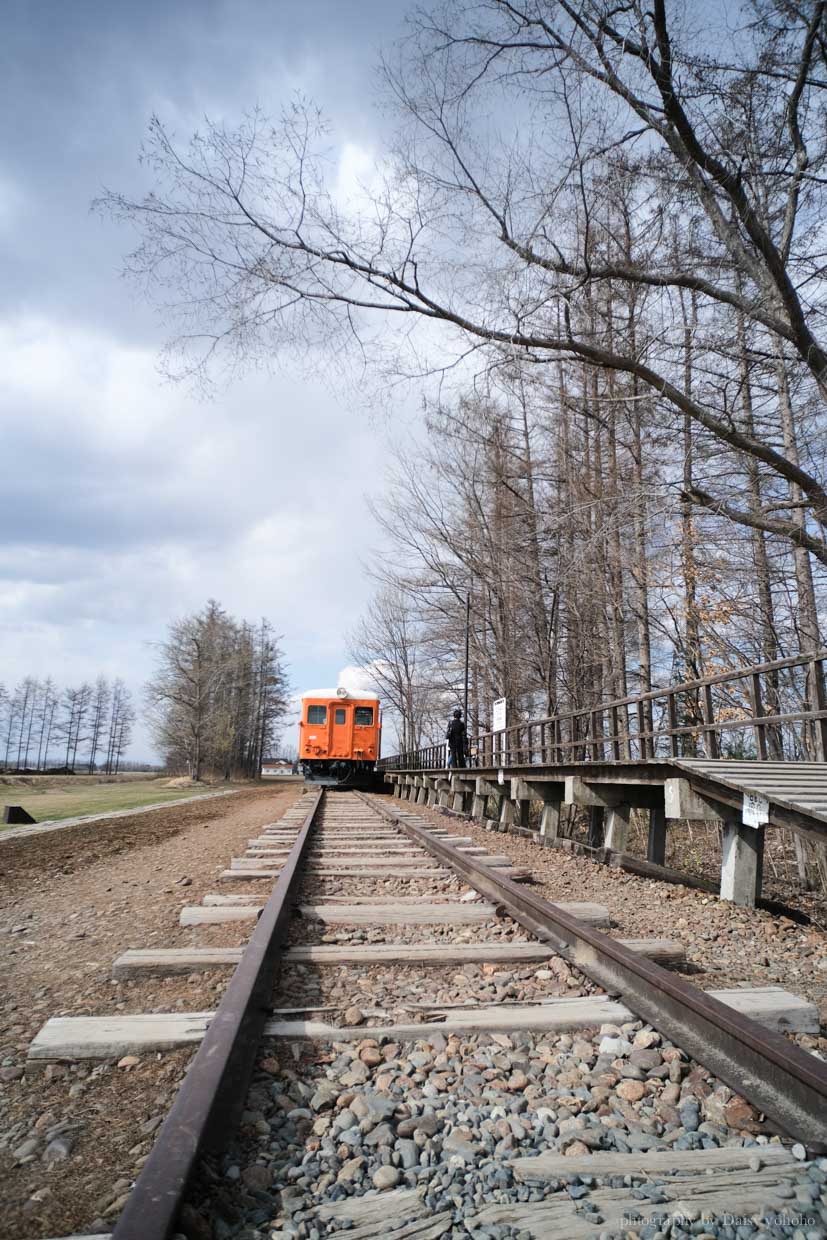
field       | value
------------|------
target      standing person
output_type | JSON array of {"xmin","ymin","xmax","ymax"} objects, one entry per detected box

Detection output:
[{"xmin": 446, "ymin": 708, "xmax": 466, "ymax": 768}]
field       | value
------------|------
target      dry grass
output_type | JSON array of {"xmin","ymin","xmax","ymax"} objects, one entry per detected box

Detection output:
[{"xmin": 0, "ymin": 778, "xmax": 207, "ymax": 824}]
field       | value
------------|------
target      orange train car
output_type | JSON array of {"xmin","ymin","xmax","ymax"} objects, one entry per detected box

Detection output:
[{"xmin": 298, "ymin": 687, "xmax": 381, "ymax": 785}]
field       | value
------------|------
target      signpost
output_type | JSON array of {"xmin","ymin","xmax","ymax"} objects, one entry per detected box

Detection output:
[
  {"xmin": 742, "ymin": 791, "xmax": 769, "ymax": 828},
  {"xmin": 492, "ymin": 698, "xmax": 506, "ymax": 767}
]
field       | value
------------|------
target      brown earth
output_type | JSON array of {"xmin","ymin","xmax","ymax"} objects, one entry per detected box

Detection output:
[{"xmin": 0, "ymin": 784, "xmax": 301, "ymax": 1240}]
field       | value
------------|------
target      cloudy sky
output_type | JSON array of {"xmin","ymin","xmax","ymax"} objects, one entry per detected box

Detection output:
[{"xmin": 1, "ymin": 0, "xmax": 423, "ymax": 758}]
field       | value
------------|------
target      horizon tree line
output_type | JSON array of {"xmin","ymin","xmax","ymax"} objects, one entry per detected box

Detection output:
[{"xmin": 0, "ymin": 675, "xmax": 135, "ymax": 774}]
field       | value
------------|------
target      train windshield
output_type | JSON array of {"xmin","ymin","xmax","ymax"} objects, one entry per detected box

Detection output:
[
  {"xmin": 354, "ymin": 707, "xmax": 374, "ymax": 726},
  {"xmin": 307, "ymin": 705, "xmax": 327, "ymax": 724}
]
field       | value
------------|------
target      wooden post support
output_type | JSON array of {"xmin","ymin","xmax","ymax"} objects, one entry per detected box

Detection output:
[
  {"xmin": 451, "ymin": 777, "xmax": 473, "ymax": 814},
  {"xmin": 473, "ymin": 777, "xmax": 499, "ymax": 825},
  {"xmin": 604, "ymin": 805, "xmax": 630, "ymax": 851},
  {"xmin": 499, "ymin": 795, "xmax": 516, "ymax": 829},
  {"xmin": 587, "ymin": 806, "xmax": 605, "ymax": 849},
  {"xmin": 647, "ymin": 805, "xmax": 667, "ymax": 866},
  {"xmin": 539, "ymin": 799, "xmax": 560, "ymax": 840},
  {"xmin": 721, "ymin": 821, "xmax": 765, "ymax": 907}
]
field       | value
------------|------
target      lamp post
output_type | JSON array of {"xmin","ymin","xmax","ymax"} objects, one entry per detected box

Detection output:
[{"xmin": 463, "ymin": 591, "xmax": 470, "ymax": 725}]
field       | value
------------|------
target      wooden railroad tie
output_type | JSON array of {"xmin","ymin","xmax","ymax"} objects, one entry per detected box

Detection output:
[
  {"xmin": 112, "ymin": 938, "xmax": 686, "ymax": 979},
  {"xmin": 27, "ymin": 986, "xmax": 817, "ymax": 1062}
]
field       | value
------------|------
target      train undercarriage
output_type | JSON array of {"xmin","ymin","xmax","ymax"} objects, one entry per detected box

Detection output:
[{"xmin": 299, "ymin": 759, "xmax": 385, "ymax": 790}]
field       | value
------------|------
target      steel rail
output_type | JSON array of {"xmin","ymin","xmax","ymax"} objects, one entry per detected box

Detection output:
[
  {"xmin": 112, "ymin": 788, "xmax": 323, "ymax": 1240},
  {"xmin": 357, "ymin": 791, "xmax": 827, "ymax": 1150}
]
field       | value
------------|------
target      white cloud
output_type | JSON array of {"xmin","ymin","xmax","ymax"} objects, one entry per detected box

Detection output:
[
  {"xmin": 0, "ymin": 311, "xmax": 406, "ymax": 757},
  {"xmin": 334, "ymin": 141, "xmax": 381, "ymax": 212}
]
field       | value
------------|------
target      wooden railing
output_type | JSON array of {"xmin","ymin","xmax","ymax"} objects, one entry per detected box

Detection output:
[{"xmin": 378, "ymin": 650, "xmax": 827, "ymax": 771}]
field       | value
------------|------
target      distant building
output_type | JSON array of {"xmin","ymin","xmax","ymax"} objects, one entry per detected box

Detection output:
[{"xmin": 261, "ymin": 757, "xmax": 297, "ymax": 777}]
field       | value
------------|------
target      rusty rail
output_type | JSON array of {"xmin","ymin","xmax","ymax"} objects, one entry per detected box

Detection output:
[
  {"xmin": 380, "ymin": 649, "xmax": 827, "ymax": 770},
  {"xmin": 111, "ymin": 788, "xmax": 323, "ymax": 1240},
  {"xmin": 358, "ymin": 791, "xmax": 827, "ymax": 1149}
]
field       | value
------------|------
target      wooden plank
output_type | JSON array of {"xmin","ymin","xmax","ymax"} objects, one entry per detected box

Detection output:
[
  {"xmin": 614, "ymin": 937, "xmax": 685, "ymax": 965},
  {"xmin": 113, "ymin": 935, "xmax": 683, "ymax": 978},
  {"xmin": 219, "ymin": 867, "xmax": 449, "ymax": 880},
  {"xmin": 305, "ymin": 868, "xmax": 448, "ymax": 879},
  {"xmin": 232, "ymin": 854, "xmax": 430, "ymax": 867},
  {"xmin": 284, "ymin": 942, "xmax": 555, "ymax": 965},
  {"xmin": 180, "ymin": 905, "xmax": 261, "ymax": 925},
  {"xmin": 249, "ymin": 846, "xmax": 419, "ymax": 855},
  {"xmin": 203, "ymin": 893, "xmax": 465, "ymax": 907},
  {"xmin": 468, "ymin": 1160, "xmax": 803, "ymax": 1239},
  {"xmin": 705, "ymin": 985, "xmax": 818, "ymax": 1033},
  {"xmin": 298, "ymin": 900, "xmax": 603, "ymax": 925},
  {"xmin": 510, "ymin": 1145, "xmax": 794, "ymax": 1182},
  {"xmin": 298, "ymin": 901, "xmax": 499, "ymax": 925},
  {"xmin": 338, "ymin": 1215, "xmax": 451, "ymax": 1240},
  {"xmin": 218, "ymin": 869, "xmax": 282, "ymax": 880},
  {"xmin": 262, "ymin": 994, "xmax": 632, "ymax": 1039},
  {"xmin": 27, "ymin": 986, "xmax": 816, "ymax": 1060},
  {"xmin": 607, "ymin": 850, "xmax": 718, "ymax": 894},
  {"xmin": 113, "ymin": 948, "xmax": 243, "ymax": 978},
  {"xmin": 309, "ymin": 868, "xmax": 453, "ymax": 877},
  {"xmin": 549, "ymin": 901, "xmax": 610, "ymax": 927},
  {"xmin": 314, "ymin": 1187, "xmax": 428, "ymax": 1229},
  {"xmin": 203, "ymin": 893, "xmax": 266, "ymax": 905},
  {"xmin": 29, "ymin": 1012, "xmax": 215, "ymax": 1059}
]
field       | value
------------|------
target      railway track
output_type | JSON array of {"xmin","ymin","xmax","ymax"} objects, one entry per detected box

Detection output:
[{"xmin": 27, "ymin": 789, "xmax": 827, "ymax": 1239}]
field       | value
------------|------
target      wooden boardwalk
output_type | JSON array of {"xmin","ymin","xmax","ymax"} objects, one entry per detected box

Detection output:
[
  {"xmin": 674, "ymin": 758, "xmax": 827, "ymax": 826},
  {"xmin": 385, "ymin": 756, "xmax": 827, "ymax": 907}
]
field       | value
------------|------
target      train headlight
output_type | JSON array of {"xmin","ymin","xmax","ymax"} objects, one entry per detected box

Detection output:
[{"xmin": 336, "ymin": 687, "xmax": 348, "ymax": 697}]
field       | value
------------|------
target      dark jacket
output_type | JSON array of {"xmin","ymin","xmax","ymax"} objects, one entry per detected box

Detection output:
[{"xmin": 447, "ymin": 718, "xmax": 466, "ymax": 746}]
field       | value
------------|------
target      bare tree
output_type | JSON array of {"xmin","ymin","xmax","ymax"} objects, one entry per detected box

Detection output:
[
  {"xmin": 146, "ymin": 602, "xmax": 289, "ymax": 778},
  {"xmin": 97, "ymin": 1, "xmax": 827, "ymax": 568},
  {"xmin": 86, "ymin": 676, "xmax": 112, "ymax": 773},
  {"xmin": 349, "ymin": 585, "xmax": 431, "ymax": 750}
]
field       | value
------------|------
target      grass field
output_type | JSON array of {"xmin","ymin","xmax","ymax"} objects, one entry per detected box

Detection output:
[{"xmin": 0, "ymin": 780, "xmax": 216, "ymax": 824}]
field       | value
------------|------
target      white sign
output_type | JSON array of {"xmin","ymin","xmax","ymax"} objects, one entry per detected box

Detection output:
[
  {"xmin": 742, "ymin": 791, "xmax": 769, "ymax": 828},
  {"xmin": 498, "ymin": 769, "xmax": 505, "ymax": 785},
  {"xmin": 492, "ymin": 697, "xmax": 507, "ymax": 732}
]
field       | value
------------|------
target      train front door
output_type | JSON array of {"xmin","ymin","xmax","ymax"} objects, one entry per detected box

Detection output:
[{"xmin": 330, "ymin": 702, "xmax": 351, "ymax": 757}]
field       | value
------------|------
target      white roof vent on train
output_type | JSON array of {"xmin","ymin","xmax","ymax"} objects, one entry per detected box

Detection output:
[{"xmin": 300, "ymin": 687, "xmax": 376, "ymax": 699}]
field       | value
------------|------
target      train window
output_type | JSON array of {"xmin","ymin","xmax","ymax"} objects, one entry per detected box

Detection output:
[
  {"xmin": 335, "ymin": 708, "xmax": 346, "ymax": 724},
  {"xmin": 354, "ymin": 707, "xmax": 374, "ymax": 726},
  {"xmin": 307, "ymin": 705, "xmax": 327, "ymax": 724}
]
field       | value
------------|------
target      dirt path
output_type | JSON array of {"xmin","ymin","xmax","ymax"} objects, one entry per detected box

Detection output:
[{"xmin": 0, "ymin": 784, "xmax": 301, "ymax": 1240}]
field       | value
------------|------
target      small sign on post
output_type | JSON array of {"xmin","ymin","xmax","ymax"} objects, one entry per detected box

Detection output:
[
  {"xmin": 492, "ymin": 698, "xmax": 507, "ymax": 732},
  {"xmin": 742, "ymin": 791, "xmax": 769, "ymax": 828}
]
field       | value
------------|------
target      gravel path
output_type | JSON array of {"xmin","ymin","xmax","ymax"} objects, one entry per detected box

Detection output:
[
  {"xmin": 7, "ymin": 788, "xmax": 826, "ymax": 1239},
  {"xmin": 398, "ymin": 800, "xmax": 827, "ymax": 1044},
  {"xmin": 0, "ymin": 785, "xmax": 301, "ymax": 1240},
  {"xmin": 188, "ymin": 1022, "xmax": 826, "ymax": 1240},
  {"xmin": 178, "ymin": 793, "xmax": 827, "ymax": 1240}
]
